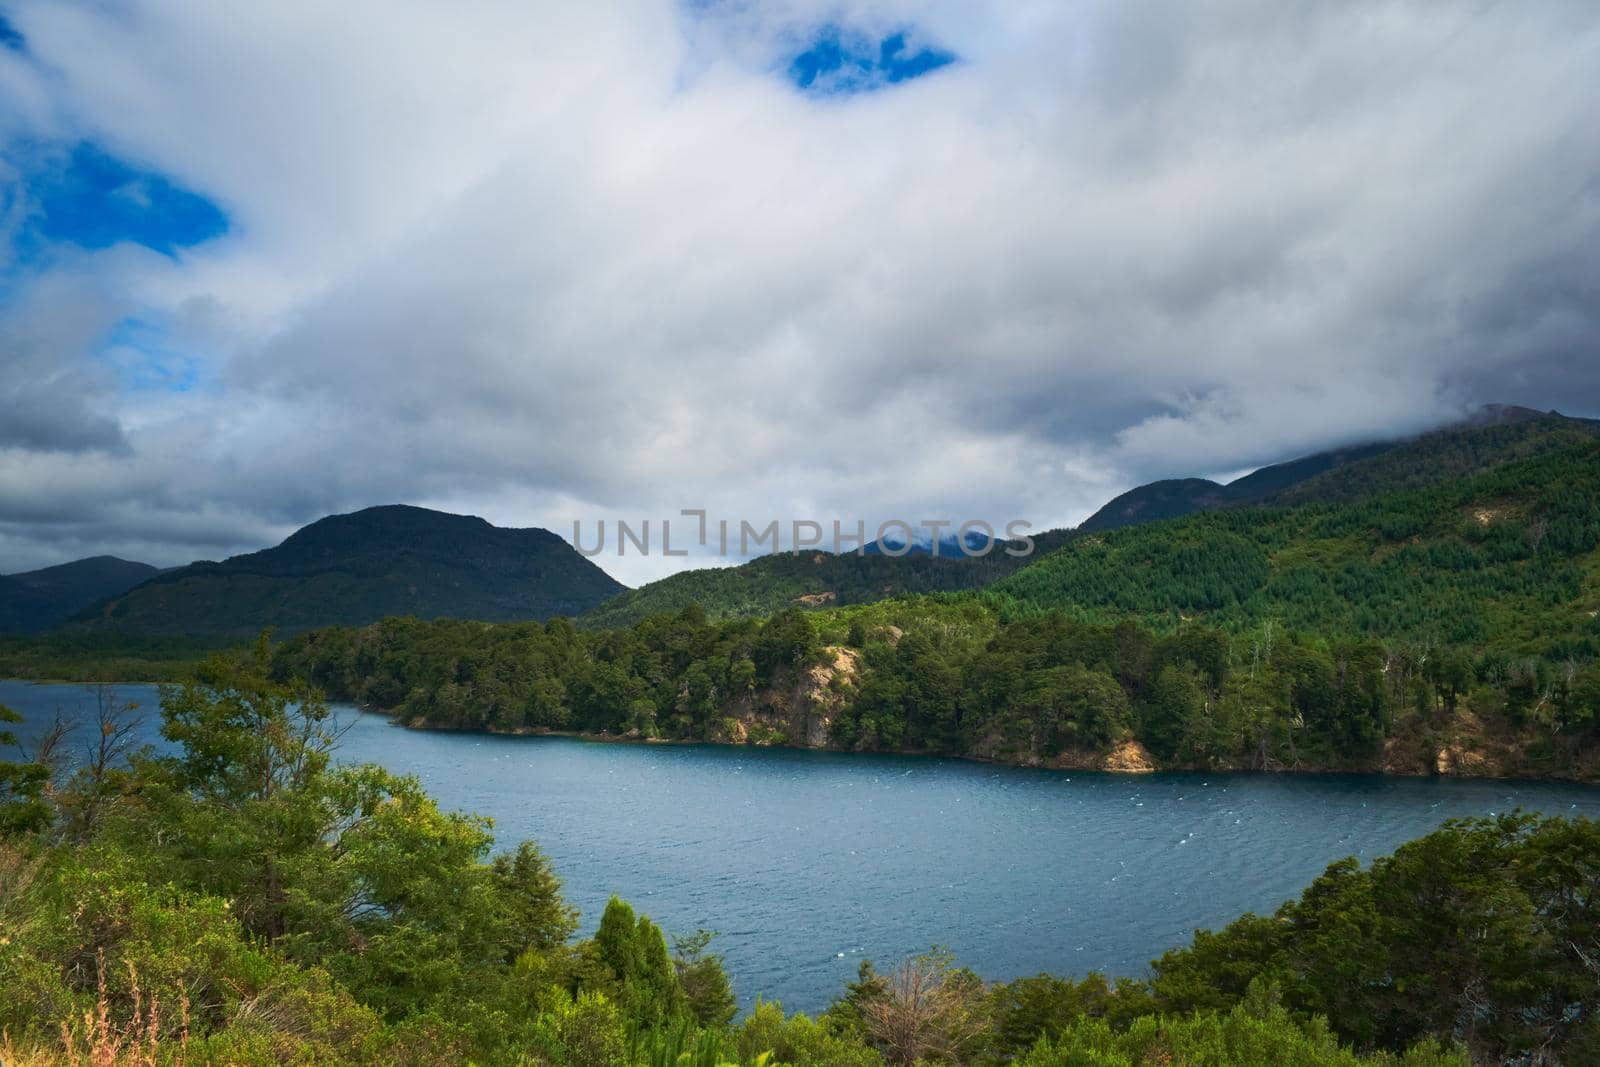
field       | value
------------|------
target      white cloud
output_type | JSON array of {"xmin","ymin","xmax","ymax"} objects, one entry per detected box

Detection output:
[{"xmin": 0, "ymin": 0, "xmax": 1597, "ymax": 581}]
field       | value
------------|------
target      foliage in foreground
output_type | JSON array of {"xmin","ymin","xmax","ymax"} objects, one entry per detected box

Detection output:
[{"xmin": 1, "ymin": 643, "xmax": 1596, "ymax": 1063}]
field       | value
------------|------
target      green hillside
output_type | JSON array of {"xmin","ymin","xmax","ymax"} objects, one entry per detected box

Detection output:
[
  {"xmin": 72, "ymin": 505, "xmax": 624, "ymax": 637},
  {"xmin": 578, "ymin": 534, "xmax": 1070, "ymax": 630},
  {"xmin": 276, "ymin": 443, "xmax": 1600, "ymax": 780},
  {"xmin": 588, "ymin": 410, "xmax": 1598, "ymax": 632},
  {"xmin": 1079, "ymin": 443, "xmax": 1394, "ymax": 532},
  {"xmin": 0, "ymin": 556, "xmax": 159, "ymax": 634},
  {"xmin": 1272, "ymin": 409, "xmax": 1600, "ymax": 506},
  {"xmin": 992, "ymin": 439, "xmax": 1600, "ymax": 653},
  {"xmin": 1078, "ymin": 407, "xmax": 1598, "ymax": 533}
]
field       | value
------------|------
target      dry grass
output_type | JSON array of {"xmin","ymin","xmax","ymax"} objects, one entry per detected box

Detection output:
[{"xmin": 3, "ymin": 952, "xmax": 189, "ymax": 1067}]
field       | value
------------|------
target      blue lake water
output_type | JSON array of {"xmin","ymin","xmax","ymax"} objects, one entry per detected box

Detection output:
[{"xmin": 6, "ymin": 678, "xmax": 1600, "ymax": 1013}]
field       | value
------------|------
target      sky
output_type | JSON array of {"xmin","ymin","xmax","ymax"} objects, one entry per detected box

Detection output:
[{"xmin": 0, "ymin": 1, "xmax": 1597, "ymax": 586}]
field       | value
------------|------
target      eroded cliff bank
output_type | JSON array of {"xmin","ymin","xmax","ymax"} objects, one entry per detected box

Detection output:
[{"xmin": 395, "ymin": 642, "xmax": 1595, "ymax": 782}]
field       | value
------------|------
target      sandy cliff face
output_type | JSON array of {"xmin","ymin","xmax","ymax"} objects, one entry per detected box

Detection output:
[
  {"xmin": 713, "ymin": 646, "xmax": 861, "ymax": 747},
  {"xmin": 1099, "ymin": 739, "xmax": 1158, "ymax": 773},
  {"xmin": 1047, "ymin": 739, "xmax": 1158, "ymax": 773},
  {"xmin": 1375, "ymin": 707, "xmax": 1600, "ymax": 781}
]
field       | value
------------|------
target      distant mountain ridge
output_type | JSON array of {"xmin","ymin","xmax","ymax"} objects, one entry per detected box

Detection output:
[
  {"xmin": 11, "ymin": 405, "xmax": 1597, "ymax": 641},
  {"xmin": 863, "ymin": 529, "xmax": 1003, "ymax": 556},
  {"xmin": 577, "ymin": 406, "xmax": 1600, "ymax": 631},
  {"xmin": 993, "ymin": 436, "xmax": 1600, "ymax": 650},
  {"xmin": 577, "ymin": 544, "xmax": 1040, "ymax": 631},
  {"xmin": 71, "ymin": 505, "xmax": 624, "ymax": 637},
  {"xmin": 1079, "ymin": 406, "xmax": 1599, "ymax": 533},
  {"xmin": 0, "ymin": 556, "xmax": 161, "ymax": 633}
]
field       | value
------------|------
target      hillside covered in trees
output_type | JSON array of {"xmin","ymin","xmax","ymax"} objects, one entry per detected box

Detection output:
[
  {"xmin": 278, "ymin": 442, "xmax": 1600, "ymax": 779},
  {"xmin": 1078, "ymin": 406, "xmax": 1598, "ymax": 532},
  {"xmin": 69, "ymin": 505, "xmax": 624, "ymax": 638},
  {"xmin": 577, "ymin": 535, "xmax": 1067, "ymax": 631},
  {"xmin": 0, "ymin": 557, "xmax": 161, "ymax": 635},
  {"xmin": 586, "ymin": 410, "xmax": 1600, "ymax": 632},
  {"xmin": 2, "ymin": 649, "xmax": 1595, "ymax": 1064}
]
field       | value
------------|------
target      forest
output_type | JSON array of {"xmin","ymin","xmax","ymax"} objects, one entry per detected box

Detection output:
[
  {"xmin": 2, "ymin": 643, "xmax": 1595, "ymax": 1065},
  {"xmin": 269, "ymin": 443, "xmax": 1600, "ymax": 780}
]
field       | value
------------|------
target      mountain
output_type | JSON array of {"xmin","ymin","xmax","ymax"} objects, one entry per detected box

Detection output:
[
  {"xmin": 71, "ymin": 505, "xmax": 625, "ymax": 637},
  {"xmin": 281, "ymin": 439, "xmax": 1600, "ymax": 784},
  {"xmin": 994, "ymin": 438, "xmax": 1600, "ymax": 647},
  {"xmin": 1272, "ymin": 407, "xmax": 1600, "ymax": 506},
  {"xmin": 578, "ymin": 525, "xmax": 1080, "ymax": 631},
  {"xmin": 578, "ymin": 542, "xmax": 1042, "ymax": 631},
  {"xmin": 862, "ymin": 529, "xmax": 1002, "ymax": 556},
  {"xmin": 1077, "ymin": 406, "xmax": 1598, "ymax": 533},
  {"xmin": 0, "ymin": 556, "xmax": 161, "ymax": 633},
  {"xmin": 1077, "ymin": 477, "xmax": 1238, "ymax": 532},
  {"xmin": 584, "ymin": 407, "xmax": 1600, "ymax": 632}
]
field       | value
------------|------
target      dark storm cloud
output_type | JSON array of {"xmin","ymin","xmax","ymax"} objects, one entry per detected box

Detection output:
[
  {"xmin": 0, "ymin": 0, "xmax": 1596, "ymax": 581},
  {"xmin": 0, "ymin": 273, "xmax": 128, "ymax": 455}
]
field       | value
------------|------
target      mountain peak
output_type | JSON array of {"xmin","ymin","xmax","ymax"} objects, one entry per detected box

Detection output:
[
  {"xmin": 64, "ymin": 506, "xmax": 623, "ymax": 637},
  {"xmin": 0, "ymin": 555, "xmax": 161, "ymax": 633},
  {"xmin": 1078, "ymin": 406, "xmax": 1600, "ymax": 534}
]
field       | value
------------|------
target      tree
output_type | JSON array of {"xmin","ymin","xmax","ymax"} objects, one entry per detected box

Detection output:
[
  {"xmin": 58, "ymin": 685, "xmax": 145, "ymax": 840},
  {"xmin": 672, "ymin": 928, "xmax": 737, "ymax": 1028},
  {"xmin": 491, "ymin": 840, "xmax": 578, "ymax": 960},
  {"xmin": 0, "ymin": 702, "xmax": 50, "ymax": 837},
  {"xmin": 147, "ymin": 638, "xmax": 341, "ymax": 940},
  {"xmin": 159, "ymin": 635, "xmax": 340, "ymax": 806},
  {"xmin": 592, "ymin": 896, "xmax": 686, "ymax": 1026},
  {"xmin": 1142, "ymin": 663, "xmax": 1208, "ymax": 760},
  {"xmin": 856, "ymin": 949, "xmax": 985, "ymax": 1065}
]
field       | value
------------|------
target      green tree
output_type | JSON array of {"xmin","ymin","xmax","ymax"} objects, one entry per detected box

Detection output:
[
  {"xmin": 593, "ymin": 896, "xmax": 686, "ymax": 1026},
  {"xmin": 491, "ymin": 840, "xmax": 578, "ymax": 960},
  {"xmin": 0, "ymin": 702, "xmax": 51, "ymax": 837},
  {"xmin": 672, "ymin": 928, "xmax": 737, "ymax": 1028}
]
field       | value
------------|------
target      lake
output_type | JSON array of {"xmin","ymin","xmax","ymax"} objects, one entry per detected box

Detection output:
[{"xmin": 6, "ymin": 678, "xmax": 1600, "ymax": 1014}]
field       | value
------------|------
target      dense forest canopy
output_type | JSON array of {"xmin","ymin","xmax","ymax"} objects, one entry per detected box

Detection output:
[{"xmin": 275, "ymin": 443, "xmax": 1600, "ymax": 779}]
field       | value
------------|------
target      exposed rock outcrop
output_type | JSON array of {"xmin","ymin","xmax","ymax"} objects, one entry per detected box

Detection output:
[
  {"xmin": 1100, "ymin": 739, "xmax": 1157, "ymax": 773},
  {"xmin": 712, "ymin": 645, "xmax": 861, "ymax": 748}
]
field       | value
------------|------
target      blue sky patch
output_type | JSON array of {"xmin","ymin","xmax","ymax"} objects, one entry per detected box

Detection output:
[
  {"xmin": 788, "ymin": 26, "xmax": 956, "ymax": 95},
  {"xmin": 103, "ymin": 317, "xmax": 203, "ymax": 394},
  {"xmin": 0, "ymin": 13, "xmax": 24, "ymax": 52},
  {"xmin": 20, "ymin": 141, "xmax": 227, "ymax": 257}
]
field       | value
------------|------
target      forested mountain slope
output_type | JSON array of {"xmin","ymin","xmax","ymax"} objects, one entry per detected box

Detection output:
[
  {"xmin": 578, "ymin": 531, "xmax": 1073, "ymax": 631},
  {"xmin": 71, "ymin": 505, "xmax": 624, "ymax": 637},
  {"xmin": 1272, "ymin": 408, "xmax": 1600, "ymax": 506},
  {"xmin": 0, "ymin": 556, "xmax": 159, "ymax": 633},
  {"xmin": 591, "ymin": 409, "xmax": 1596, "ymax": 632},
  {"xmin": 1079, "ymin": 443, "xmax": 1393, "ymax": 532},
  {"xmin": 993, "ymin": 439, "xmax": 1600, "ymax": 652},
  {"xmin": 1078, "ymin": 406, "xmax": 1597, "ymax": 533},
  {"xmin": 278, "ymin": 443, "xmax": 1600, "ymax": 780}
]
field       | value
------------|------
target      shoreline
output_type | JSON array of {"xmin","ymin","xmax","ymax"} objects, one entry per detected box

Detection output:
[
  {"xmin": 378, "ymin": 706, "xmax": 1600, "ymax": 786},
  {"xmin": 10, "ymin": 676, "xmax": 1597, "ymax": 786}
]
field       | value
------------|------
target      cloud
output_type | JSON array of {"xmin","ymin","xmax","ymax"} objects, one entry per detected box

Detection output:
[
  {"xmin": 0, "ymin": 0, "xmax": 1596, "ymax": 585},
  {"xmin": 0, "ymin": 268, "xmax": 129, "ymax": 453}
]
